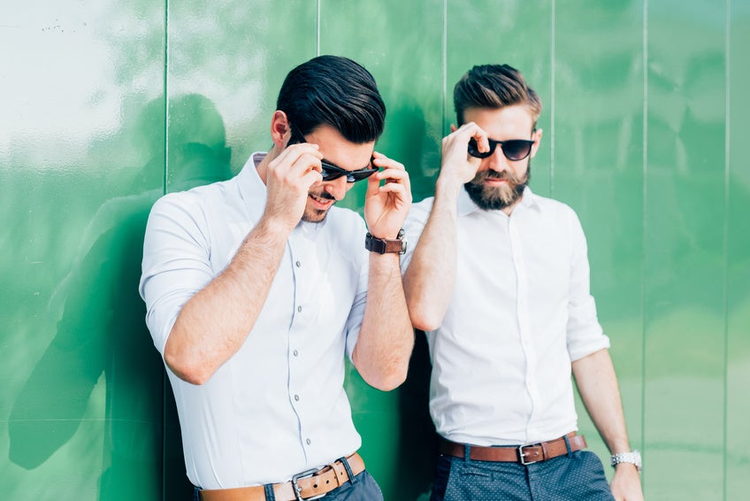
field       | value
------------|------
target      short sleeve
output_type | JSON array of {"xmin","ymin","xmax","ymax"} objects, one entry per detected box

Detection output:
[
  {"xmin": 565, "ymin": 209, "xmax": 610, "ymax": 360},
  {"xmin": 139, "ymin": 193, "xmax": 215, "ymax": 354},
  {"xmin": 400, "ymin": 197, "xmax": 434, "ymax": 274}
]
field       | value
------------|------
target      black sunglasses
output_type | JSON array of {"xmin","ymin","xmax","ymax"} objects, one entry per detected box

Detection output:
[
  {"xmin": 288, "ymin": 125, "xmax": 378, "ymax": 183},
  {"xmin": 468, "ymin": 137, "xmax": 535, "ymax": 161}
]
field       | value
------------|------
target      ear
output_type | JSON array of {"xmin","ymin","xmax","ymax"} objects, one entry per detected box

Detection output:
[
  {"xmin": 530, "ymin": 128, "xmax": 543, "ymax": 158},
  {"xmin": 270, "ymin": 110, "xmax": 291, "ymax": 149}
]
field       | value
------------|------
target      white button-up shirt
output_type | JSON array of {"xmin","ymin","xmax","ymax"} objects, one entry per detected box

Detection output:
[
  {"xmin": 403, "ymin": 187, "xmax": 610, "ymax": 446},
  {"xmin": 139, "ymin": 153, "xmax": 368, "ymax": 489}
]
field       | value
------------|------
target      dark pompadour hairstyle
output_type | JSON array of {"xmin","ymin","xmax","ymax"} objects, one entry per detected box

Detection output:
[
  {"xmin": 454, "ymin": 64, "xmax": 542, "ymax": 127},
  {"xmin": 276, "ymin": 55, "xmax": 386, "ymax": 144}
]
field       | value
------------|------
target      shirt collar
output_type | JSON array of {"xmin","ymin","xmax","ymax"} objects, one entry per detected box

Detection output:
[
  {"xmin": 457, "ymin": 185, "xmax": 540, "ymax": 217},
  {"xmin": 237, "ymin": 152, "xmax": 269, "ymax": 221}
]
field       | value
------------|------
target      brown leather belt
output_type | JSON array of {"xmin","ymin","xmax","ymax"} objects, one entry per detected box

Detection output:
[
  {"xmin": 440, "ymin": 432, "xmax": 587, "ymax": 465},
  {"xmin": 199, "ymin": 452, "xmax": 365, "ymax": 501}
]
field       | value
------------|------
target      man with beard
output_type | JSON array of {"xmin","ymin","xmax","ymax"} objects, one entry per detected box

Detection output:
[
  {"xmin": 140, "ymin": 55, "xmax": 414, "ymax": 500},
  {"xmin": 402, "ymin": 64, "xmax": 643, "ymax": 500}
]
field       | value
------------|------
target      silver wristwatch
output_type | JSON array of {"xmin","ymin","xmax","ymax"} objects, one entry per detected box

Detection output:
[{"xmin": 610, "ymin": 450, "xmax": 642, "ymax": 472}]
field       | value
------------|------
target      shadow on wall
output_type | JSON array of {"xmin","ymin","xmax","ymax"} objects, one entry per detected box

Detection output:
[
  {"xmin": 396, "ymin": 329, "xmax": 437, "ymax": 501},
  {"xmin": 8, "ymin": 93, "xmax": 232, "ymax": 500}
]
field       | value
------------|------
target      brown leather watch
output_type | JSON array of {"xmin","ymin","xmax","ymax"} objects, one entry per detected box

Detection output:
[{"xmin": 365, "ymin": 229, "xmax": 407, "ymax": 255}]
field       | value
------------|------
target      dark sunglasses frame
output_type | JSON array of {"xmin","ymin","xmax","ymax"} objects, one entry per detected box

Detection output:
[
  {"xmin": 288, "ymin": 125, "xmax": 378, "ymax": 183},
  {"xmin": 468, "ymin": 136, "xmax": 536, "ymax": 161}
]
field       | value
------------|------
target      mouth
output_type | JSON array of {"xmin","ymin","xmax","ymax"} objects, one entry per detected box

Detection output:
[
  {"xmin": 308, "ymin": 192, "xmax": 335, "ymax": 210},
  {"xmin": 484, "ymin": 177, "xmax": 508, "ymax": 184},
  {"xmin": 482, "ymin": 173, "xmax": 510, "ymax": 185}
]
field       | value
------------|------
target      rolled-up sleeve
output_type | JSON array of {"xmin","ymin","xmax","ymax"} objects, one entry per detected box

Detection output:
[
  {"xmin": 400, "ymin": 198, "xmax": 433, "ymax": 274},
  {"xmin": 139, "ymin": 193, "xmax": 214, "ymax": 355},
  {"xmin": 565, "ymin": 210, "xmax": 610, "ymax": 361}
]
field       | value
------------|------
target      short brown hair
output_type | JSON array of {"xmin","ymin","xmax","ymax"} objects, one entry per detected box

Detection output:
[{"xmin": 454, "ymin": 64, "xmax": 542, "ymax": 128}]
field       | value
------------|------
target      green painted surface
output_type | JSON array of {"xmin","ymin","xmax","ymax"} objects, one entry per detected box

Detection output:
[{"xmin": 1, "ymin": 1, "xmax": 748, "ymax": 500}]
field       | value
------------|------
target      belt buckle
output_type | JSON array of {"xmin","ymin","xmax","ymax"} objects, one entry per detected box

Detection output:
[
  {"xmin": 518, "ymin": 445, "xmax": 538, "ymax": 466},
  {"xmin": 291, "ymin": 468, "xmax": 325, "ymax": 501}
]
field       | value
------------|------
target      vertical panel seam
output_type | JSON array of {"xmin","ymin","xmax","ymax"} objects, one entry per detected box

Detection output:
[
  {"xmin": 550, "ymin": 0, "xmax": 555, "ymax": 195},
  {"xmin": 163, "ymin": 0, "xmax": 169, "ymax": 196},
  {"xmin": 162, "ymin": 1, "xmax": 169, "ymax": 498},
  {"xmin": 316, "ymin": 0, "xmax": 321, "ymax": 56},
  {"xmin": 442, "ymin": 0, "xmax": 447, "ymax": 137},
  {"xmin": 640, "ymin": 0, "xmax": 648, "ymax": 485},
  {"xmin": 722, "ymin": 1, "xmax": 731, "ymax": 499}
]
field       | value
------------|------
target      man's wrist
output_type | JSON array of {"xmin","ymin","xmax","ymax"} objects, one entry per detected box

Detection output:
[
  {"xmin": 610, "ymin": 450, "xmax": 642, "ymax": 472},
  {"xmin": 365, "ymin": 229, "xmax": 406, "ymax": 254},
  {"xmin": 435, "ymin": 172, "xmax": 467, "ymax": 198}
]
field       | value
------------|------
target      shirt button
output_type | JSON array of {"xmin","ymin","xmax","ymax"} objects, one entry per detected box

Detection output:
[
  {"xmin": 306, "ymin": 438, "xmax": 312, "ymax": 445},
  {"xmin": 296, "ymin": 260, "xmax": 301, "ymax": 267},
  {"xmin": 294, "ymin": 394, "xmax": 300, "ymax": 401},
  {"xmin": 293, "ymin": 350, "xmax": 299, "ymax": 357},
  {"xmin": 297, "ymin": 306, "xmax": 302, "ymax": 313}
]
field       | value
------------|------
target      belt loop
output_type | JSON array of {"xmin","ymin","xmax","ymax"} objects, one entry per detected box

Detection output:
[
  {"xmin": 338, "ymin": 456, "xmax": 355, "ymax": 485},
  {"xmin": 263, "ymin": 483, "xmax": 276, "ymax": 500},
  {"xmin": 563, "ymin": 434, "xmax": 572, "ymax": 458},
  {"xmin": 464, "ymin": 444, "xmax": 471, "ymax": 463}
]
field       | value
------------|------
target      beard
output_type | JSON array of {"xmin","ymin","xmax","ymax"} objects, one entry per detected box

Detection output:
[
  {"xmin": 301, "ymin": 188, "xmax": 337, "ymax": 223},
  {"xmin": 464, "ymin": 164, "xmax": 531, "ymax": 211}
]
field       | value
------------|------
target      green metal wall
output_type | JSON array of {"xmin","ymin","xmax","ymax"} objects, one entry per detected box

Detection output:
[{"xmin": 2, "ymin": 1, "xmax": 749, "ymax": 500}]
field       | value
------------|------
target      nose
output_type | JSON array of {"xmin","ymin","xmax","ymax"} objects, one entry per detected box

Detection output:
[
  {"xmin": 485, "ymin": 145, "xmax": 510, "ymax": 173},
  {"xmin": 323, "ymin": 176, "xmax": 349, "ymax": 201}
]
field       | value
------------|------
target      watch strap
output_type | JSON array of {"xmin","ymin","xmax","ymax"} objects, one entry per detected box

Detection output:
[
  {"xmin": 610, "ymin": 450, "xmax": 642, "ymax": 472},
  {"xmin": 365, "ymin": 229, "xmax": 406, "ymax": 254}
]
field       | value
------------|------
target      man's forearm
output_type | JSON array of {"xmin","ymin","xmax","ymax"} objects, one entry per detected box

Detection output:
[
  {"xmin": 353, "ymin": 253, "xmax": 414, "ymax": 391},
  {"xmin": 403, "ymin": 184, "xmax": 461, "ymax": 331},
  {"xmin": 164, "ymin": 217, "xmax": 289, "ymax": 384},
  {"xmin": 572, "ymin": 348, "xmax": 631, "ymax": 453}
]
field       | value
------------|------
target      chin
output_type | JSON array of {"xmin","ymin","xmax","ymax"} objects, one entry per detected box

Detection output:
[{"xmin": 302, "ymin": 209, "xmax": 328, "ymax": 223}]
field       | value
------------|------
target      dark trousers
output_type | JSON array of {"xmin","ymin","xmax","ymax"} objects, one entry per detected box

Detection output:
[{"xmin": 431, "ymin": 450, "xmax": 615, "ymax": 501}]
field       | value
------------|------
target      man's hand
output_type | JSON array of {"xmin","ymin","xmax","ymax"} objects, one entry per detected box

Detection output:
[
  {"xmin": 364, "ymin": 152, "xmax": 412, "ymax": 239},
  {"xmin": 263, "ymin": 142, "xmax": 324, "ymax": 232},
  {"xmin": 436, "ymin": 122, "xmax": 487, "ymax": 195},
  {"xmin": 610, "ymin": 463, "xmax": 643, "ymax": 501}
]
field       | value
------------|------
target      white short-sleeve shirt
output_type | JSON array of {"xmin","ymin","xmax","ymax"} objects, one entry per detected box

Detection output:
[
  {"xmin": 139, "ymin": 153, "xmax": 368, "ymax": 488},
  {"xmin": 402, "ymin": 187, "xmax": 610, "ymax": 446}
]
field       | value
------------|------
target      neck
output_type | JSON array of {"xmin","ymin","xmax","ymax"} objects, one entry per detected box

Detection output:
[{"xmin": 502, "ymin": 199, "xmax": 520, "ymax": 216}]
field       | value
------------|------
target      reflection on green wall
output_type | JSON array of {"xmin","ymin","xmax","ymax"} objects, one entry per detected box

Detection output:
[{"xmin": 1, "ymin": 0, "xmax": 748, "ymax": 500}]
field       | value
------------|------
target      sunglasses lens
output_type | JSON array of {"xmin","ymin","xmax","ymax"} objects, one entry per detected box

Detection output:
[
  {"xmin": 468, "ymin": 139, "xmax": 493, "ymax": 159},
  {"xmin": 502, "ymin": 140, "xmax": 533, "ymax": 161},
  {"xmin": 349, "ymin": 168, "xmax": 378, "ymax": 182},
  {"xmin": 321, "ymin": 164, "xmax": 344, "ymax": 181},
  {"xmin": 321, "ymin": 164, "xmax": 377, "ymax": 183}
]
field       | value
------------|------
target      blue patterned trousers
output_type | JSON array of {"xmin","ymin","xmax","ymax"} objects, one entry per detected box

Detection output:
[{"xmin": 431, "ymin": 450, "xmax": 615, "ymax": 501}]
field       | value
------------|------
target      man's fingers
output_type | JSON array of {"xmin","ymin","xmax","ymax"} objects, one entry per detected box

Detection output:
[
  {"xmin": 300, "ymin": 169, "xmax": 323, "ymax": 187},
  {"xmin": 270, "ymin": 143, "xmax": 322, "ymax": 174},
  {"xmin": 450, "ymin": 122, "xmax": 490, "ymax": 152},
  {"xmin": 269, "ymin": 146, "xmax": 324, "ymax": 188},
  {"xmin": 371, "ymin": 152, "xmax": 410, "ymax": 185},
  {"xmin": 377, "ymin": 182, "xmax": 408, "ymax": 199}
]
